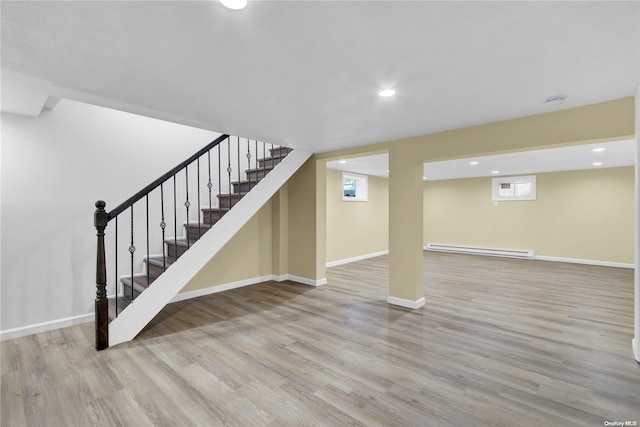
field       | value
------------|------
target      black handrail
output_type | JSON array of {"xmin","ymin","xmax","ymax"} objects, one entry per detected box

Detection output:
[{"xmin": 107, "ymin": 134, "xmax": 229, "ymax": 220}]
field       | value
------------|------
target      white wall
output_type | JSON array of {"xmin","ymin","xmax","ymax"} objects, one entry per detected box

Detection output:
[{"xmin": 0, "ymin": 99, "xmax": 224, "ymax": 335}]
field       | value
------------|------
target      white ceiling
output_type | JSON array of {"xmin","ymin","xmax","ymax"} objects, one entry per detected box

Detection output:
[
  {"xmin": 1, "ymin": 1, "xmax": 639, "ymax": 154},
  {"xmin": 327, "ymin": 139, "xmax": 635, "ymax": 180}
]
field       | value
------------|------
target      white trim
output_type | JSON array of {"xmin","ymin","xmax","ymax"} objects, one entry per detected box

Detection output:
[
  {"xmin": 0, "ymin": 313, "xmax": 93, "ymax": 342},
  {"xmin": 534, "ymin": 256, "xmax": 633, "ymax": 269},
  {"xmin": 425, "ymin": 244, "xmax": 533, "ymax": 259},
  {"xmin": 171, "ymin": 275, "xmax": 275, "ymax": 303},
  {"xmin": 277, "ymin": 274, "xmax": 327, "ymax": 287},
  {"xmin": 326, "ymin": 250, "xmax": 389, "ymax": 268},
  {"xmin": 633, "ymin": 338, "xmax": 639, "ymax": 363},
  {"xmin": 387, "ymin": 296, "xmax": 425, "ymax": 310}
]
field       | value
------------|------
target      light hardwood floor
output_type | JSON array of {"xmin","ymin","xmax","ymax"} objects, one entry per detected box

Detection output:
[{"xmin": 2, "ymin": 252, "xmax": 639, "ymax": 426}]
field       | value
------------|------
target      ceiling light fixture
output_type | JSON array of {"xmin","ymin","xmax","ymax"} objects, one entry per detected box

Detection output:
[
  {"xmin": 491, "ymin": 170, "xmax": 500, "ymax": 174},
  {"xmin": 220, "ymin": 0, "xmax": 247, "ymax": 10},
  {"xmin": 469, "ymin": 161, "xmax": 479, "ymax": 166},
  {"xmin": 593, "ymin": 161, "xmax": 603, "ymax": 167},
  {"xmin": 592, "ymin": 147, "xmax": 606, "ymax": 153},
  {"xmin": 378, "ymin": 89, "xmax": 396, "ymax": 97},
  {"xmin": 338, "ymin": 159, "xmax": 347, "ymax": 164}
]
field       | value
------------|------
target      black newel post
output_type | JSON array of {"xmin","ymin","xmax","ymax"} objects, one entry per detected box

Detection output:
[{"xmin": 94, "ymin": 200, "xmax": 109, "ymax": 350}]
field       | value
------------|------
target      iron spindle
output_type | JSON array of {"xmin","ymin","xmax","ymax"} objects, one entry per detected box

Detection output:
[
  {"xmin": 207, "ymin": 151, "xmax": 212, "ymax": 213},
  {"xmin": 218, "ymin": 143, "xmax": 222, "ymax": 220},
  {"xmin": 197, "ymin": 158, "xmax": 201, "ymax": 240},
  {"xmin": 115, "ymin": 216, "xmax": 118, "ymax": 316},
  {"xmin": 237, "ymin": 136, "xmax": 241, "ymax": 196},
  {"xmin": 227, "ymin": 137, "xmax": 232, "ymax": 212},
  {"xmin": 129, "ymin": 205, "xmax": 135, "ymax": 301},
  {"xmin": 185, "ymin": 166, "xmax": 190, "ymax": 249},
  {"xmin": 173, "ymin": 174, "xmax": 177, "ymax": 258},
  {"xmin": 146, "ymin": 194, "xmax": 149, "ymax": 290},
  {"xmin": 160, "ymin": 183, "xmax": 166, "ymax": 271}
]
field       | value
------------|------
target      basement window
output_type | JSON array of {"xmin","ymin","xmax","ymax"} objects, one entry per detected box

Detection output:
[
  {"xmin": 342, "ymin": 172, "xmax": 368, "ymax": 201},
  {"xmin": 492, "ymin": 175, "xmax": 536, "ymax": 201}
]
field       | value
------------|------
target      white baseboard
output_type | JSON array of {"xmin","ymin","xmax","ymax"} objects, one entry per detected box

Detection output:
[
  {"xmin": 277, "ymin": 274, "xmax": 327, "ymax": 287},
  {"xmin": 171, "ymin": 274, "xmax": 327, "ymax": 303},
  {"xmin": 0, "ymin": 313, "xmax": 94, "ymax": 342},
  {"xmin": 326, "ymin": 250, "xmax": 389, "ymax": 268},
  {"xmin": 0, "ymin": 272, "xmax": 326, "ymax": 342},
  {"xmin": 171, "ymin": 275, "xmax": 276, "ymax": 303},
  {"xmin": 535, "ymin": 255, "xmax": 633, "ymax": 269},
  {"xmin": 387, "ymin": 296, "xmax": 425, "ymax": 310}
]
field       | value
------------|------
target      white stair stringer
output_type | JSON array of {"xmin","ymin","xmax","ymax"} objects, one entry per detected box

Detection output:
[{"xmin": 109, "ymin": 149, "xmax": 312, "ymax": 347}]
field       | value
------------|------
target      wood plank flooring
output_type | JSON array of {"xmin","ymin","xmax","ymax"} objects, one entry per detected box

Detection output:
[{"xmin": 2, "ymin": 252, "xmax": 639, "ymax": 426}]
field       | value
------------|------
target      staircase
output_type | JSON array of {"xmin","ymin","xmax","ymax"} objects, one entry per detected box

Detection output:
[{"xmin": 107, "ymin": 146, "xmax": 294, "ymax": 321}]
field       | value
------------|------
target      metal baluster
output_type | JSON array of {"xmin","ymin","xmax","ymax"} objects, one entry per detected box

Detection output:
[
  {"xmin": 173, "ymin": 174, "xmax": 177, "ymax": 258},
  {"xmin": 129, "ymin": 205, "xmax": 135, "ymax": 301},
  {"xmin": 197, "ymin": 158, "xmax": 201, "ymax": 241},
  {"xmin": 262, "ymin": 141, "xmax": 266, "ymax": 178},
  {"xmin": 207, "ymin": 151, "xmax": 212, "ymax": 215},
  {"xmin": 185, "ymin": 166, "xmax": 190, "ymax": 250},
  {"xmin": 218, "ymin": 143, "xmax": 222, "ymax": 220},
  {"xmin": 237, "ymin": 136, "xmax": 241, "ymax": 196},
  {"xmin": 115, "ymin": 216, "xmax": 118, "ymax": 316},
  {"xmin": 246, "ymin": 139, "xmax": 252, "ymax": 191},
  {"xmin": 160, "ymin": 183, "xmax": 166, "ymax": 271},
  {"xmin": 146, "ymin": 194, "xmax": 149, "ymax": 290},
  {"xmin": 227, "ymin": 137, "xmax": 232, "ymax": 212},
  {"xmin": 254, "ymin": 140, "xmax": 258, "ymax": 183}
]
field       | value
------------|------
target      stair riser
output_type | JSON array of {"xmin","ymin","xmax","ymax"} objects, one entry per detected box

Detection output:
[
  {"xmin": 270, "ymin": 147, "xmax": 294, "ymax": 158},
  {"xmin": 258, "ymin": 157, "xmax": 283, "ymax": 169},
  {"xmin": 245, "ymin": 168, "xmax": 272, "ymax": 181},
  {"xmin": 185, "ymin": 225, "xmax": 210, "ymax": 241},
  {"xmin": 146, "ymin": 260, "xmax": 169, "ymax": 281},
  {"xmin": 217, "ymin": 195, "xmax": 243, "ymax": 209},
  {"xmin": 201, "ymin": 211, "xmax": 226, "ymax": 225},
  {"xmin": 166, "ymin": 243, "xmax": 189, "ymax": 259},
  {"xmin": 121, "ymin": 284, "xmax": 142, "ymax": 300},
  {"xmin": 232, "ymin": 180, "xmax": 260, "ymax": 193}
]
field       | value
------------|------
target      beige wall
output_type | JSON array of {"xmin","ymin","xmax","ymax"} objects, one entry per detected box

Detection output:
[
  {"xmin": 326, "ymin": 168, "xmax": 389, "ymax": 263},
  {"xmin": 181, "ymin": 200, "xmax": 274, "ymax": 292},
  {"xmin": 424, "ymin": 167, "xmax": 635, "ymax": 264}
]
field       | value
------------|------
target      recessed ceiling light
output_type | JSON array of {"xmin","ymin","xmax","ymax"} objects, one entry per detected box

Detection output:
[
  {"xmin": 386, "ymin": 170, "xmax": 390, "ymax": 173},
  {"xmin": 593, "ymin": 161, "xmax": 603, "ymax": 167},
  {"xmin": 220, "ymin": 0, "xmax": 247, "ymax": 10},
  {"xmin": 592, "ymin": 147, "xmax": 606, "ymax": 153},
  {"xmin": 491, "ymin": 170, "xmax": 500, "ymax": 174},
  {"xmin": 469, "ymin": 161, "xmax": 479, "ymax": 166},
  {"xmin": 422, "ymin": 176, "xmax": 427, "ymax": 180},
  {"xmin": 338, "ymin": 159, "xmax": 347, "ymax": 164},
  {"xmin": 378, "ymin": 89, "xmax": 396, "ymax": 97}
]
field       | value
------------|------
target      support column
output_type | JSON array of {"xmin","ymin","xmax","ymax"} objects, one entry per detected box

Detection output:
[
  {"xmin": 634, "ymin": 85, "xmax": 640, "ymax": 362},
  {"xmin": 272, "ymin": 184, "xmax": 289, "ymax": 280},
  {"xmin": 286, "ymin": 156, "xmax": 326, "ymax": 286},
  {"xmin": 388, "ymin": 147, "xmax": 424, "ymax": 308}
]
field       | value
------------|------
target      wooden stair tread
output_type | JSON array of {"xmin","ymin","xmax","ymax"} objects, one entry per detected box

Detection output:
[
  {"xmin": 164, "ymin": 238, "xmax": 198, "ymax": 248},
  {"xmin": 121, "ymin": 276, "xmax": 150, "ymax": 292},
  {"xmin": 108, "ymin": 296, "xmax": 131, "ymax": 320},
  {"xmin": 145, "ymin": 255, "xmax": 177, "ymax": 267}
]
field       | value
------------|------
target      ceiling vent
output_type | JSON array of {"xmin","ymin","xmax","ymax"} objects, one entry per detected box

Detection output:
[{"xmin": 543, "ymin": 95, "xmax": 566, "ymax": 106}]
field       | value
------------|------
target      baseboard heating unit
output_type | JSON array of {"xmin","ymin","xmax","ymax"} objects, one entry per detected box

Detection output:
[{"xmin": 425, "ymin": 244, "xmax": 534, "ymax": 260}]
